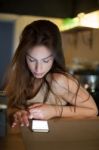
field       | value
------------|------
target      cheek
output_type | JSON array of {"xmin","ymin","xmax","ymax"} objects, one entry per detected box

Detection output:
[
  {"xmin": 45, "ymin": 61, "xmax": 53, "ymax": 71},
  {"xmin": 27, "ymin": 61, "xmax": 35, "ymax": 72}
]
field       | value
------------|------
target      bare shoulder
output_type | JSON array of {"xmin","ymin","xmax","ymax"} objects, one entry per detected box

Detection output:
[
  {"xmin": 52, "ymin": 73, "xmax": 68, "ymax": 85},
  {"xmin": 51, "ymin": 73, "xmax": 78, "ymax": 95},
  {"xmin": 52, "ymin": 72, "xmax": 78, "ymax": 86}
]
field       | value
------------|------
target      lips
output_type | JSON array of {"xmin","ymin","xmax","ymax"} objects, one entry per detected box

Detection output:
[{"xmin": 34, "ymin": 72, "xmax": 44, "ymax": 76}]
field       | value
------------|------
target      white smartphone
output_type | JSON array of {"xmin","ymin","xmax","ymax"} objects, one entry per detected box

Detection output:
[{"xmin": 32, "ymin": 120, "xmax": 49, "ymax": 132}]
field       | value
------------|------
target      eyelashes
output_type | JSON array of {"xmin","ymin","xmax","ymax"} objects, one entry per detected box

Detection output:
[
  {"xmin": 43, "ymin": 60, "xmax": 50, "ymax": 63},
  {"xmin": 28, "ymin": 58, "xmax": 35, "ymax": 62},
  {"xmin": 28, "ymin": 58, "xmax": 50, "ymax": 63},
  {"xmin": 26, "ymin": 54, "xmax": 53, "ymax": 64}
]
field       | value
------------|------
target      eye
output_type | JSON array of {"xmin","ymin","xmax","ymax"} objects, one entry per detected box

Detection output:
[
  {"xmin": 28, "ymin": 58, "xmax": 35, "ymax": 62},
  {"xmin": 43, "ymin": 60, "xmax": 49, "ymax": 63}
]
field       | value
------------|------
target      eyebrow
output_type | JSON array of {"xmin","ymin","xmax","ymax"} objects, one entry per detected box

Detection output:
[{"xmin": 27, "ymin": 53, "xmax": 53, "ymax": 60}]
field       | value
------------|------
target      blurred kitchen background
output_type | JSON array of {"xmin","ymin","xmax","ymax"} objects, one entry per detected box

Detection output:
[{"xmin": 0, "ymin": 0, "xmax": 99, "ymax": 143}]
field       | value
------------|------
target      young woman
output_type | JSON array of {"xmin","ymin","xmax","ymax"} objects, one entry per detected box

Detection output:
[{"xmin": 5, "ymin": 20, "xmax": 98, "ymax": 127}]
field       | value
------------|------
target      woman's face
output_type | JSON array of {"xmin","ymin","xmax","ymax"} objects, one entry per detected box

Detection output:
[{"xmin": 26, "ymin": 45, "xmax": 54, "ymax": 78}]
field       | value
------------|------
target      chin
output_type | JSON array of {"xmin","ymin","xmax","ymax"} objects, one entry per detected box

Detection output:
[
  {"xmin": 35, "ymin": 76, "xmax": 43, "ymax": 79},
  {"xmin": 34, "ymin": 74, "xmax": 45, "ymax": 79}
]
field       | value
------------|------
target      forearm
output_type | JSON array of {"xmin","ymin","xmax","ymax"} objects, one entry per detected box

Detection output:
[{"xmin": 56, "ymin": 106, "xmax": 98, "ymax": 118}]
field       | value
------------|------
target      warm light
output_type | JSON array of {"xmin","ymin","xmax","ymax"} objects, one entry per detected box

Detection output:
[
  {"xmin": 79, "ymin": 11, "xmax": 99, "ymax": 28},
  {"xmin": 60, "ymin": 10, "xmax": 99, "ymax": 31},
  {"xmin": 60, "ymin": 17, "xmax": 79, "ymax": 31}
]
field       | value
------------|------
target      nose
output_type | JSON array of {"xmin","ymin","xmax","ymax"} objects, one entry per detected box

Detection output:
[{"xmin": 35, "ymin": 62, "xmax": 42, "ymax": 73}]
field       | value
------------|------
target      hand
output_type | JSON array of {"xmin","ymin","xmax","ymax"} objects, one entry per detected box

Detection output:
[
  {"xmin": 12, "ymin": 110, "xmax": 29, "ymax": 128},
  {"xmin": 28, "ymin": 103, "xmax": 60, "ymax": 120}
]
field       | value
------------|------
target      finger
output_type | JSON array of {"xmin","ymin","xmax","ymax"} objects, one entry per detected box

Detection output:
[
  {"xmin": 22, "ymin": 115, "xmax": 29, "ymax": 127},
  {"xmin": 13, "ymin": 111, "xmax": 28, "ymax": 127},
  {"xmin": 15, "ymin": 112, "xmax": 24, "ymax": 126},
  {"xmin": 29, "ymin": 111, "xmax": 39, "ymax": 119},
  {"xmin": 29, "ymin": 113, "xmax": 33, "ymax": 119},
  {"xmin": 11, "ymin": 119, "xmax": 19, "ymax": 128},
  {"xmin": 12, "ymin": 114, "xmax": 19, "ymax": 127},
  {"xmin": 14, "ymin": 114, "xmax": 18, "ymax": 123},
  {"xmin": 17, "ymin": 113, "xmax": 22, "ymax": 123},
  {"xmin": 12, "ymin": 122, "xmax": 17, "ymax": 128}
]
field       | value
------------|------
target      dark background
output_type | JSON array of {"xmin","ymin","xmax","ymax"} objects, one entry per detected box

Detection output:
[{"xmin": 0, "ymin": 0, "xmax": 99, "ymax": 18}]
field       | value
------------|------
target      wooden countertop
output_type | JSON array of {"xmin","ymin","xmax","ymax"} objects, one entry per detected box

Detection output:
[
  {"xmin": 0, "ymin": 125, "xmax": 25, "ymax": 150},
  {"xmin": 21, "ymin": 117, "xmax": 99, "ymax": 150}
]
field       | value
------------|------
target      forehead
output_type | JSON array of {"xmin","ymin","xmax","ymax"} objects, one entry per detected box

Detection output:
[{"xmin": 28, "ymin": 45, "xmax": 52, "ymax": 59}]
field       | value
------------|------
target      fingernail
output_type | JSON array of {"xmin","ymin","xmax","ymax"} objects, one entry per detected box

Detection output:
[
  {"xmin": 26, "ymin": 123, "xmax": 29, "ymax": 127},
  {"xmin": 12, "ymin": 122, "xmax": 16, "ymax": 127},
  {"xmin": 12, "ymin": 124, "xmax": 16, "ymax": 128},
  {"xmin": 29, "ymin": 115, "xmax": 32, "ymax": 119},
  {"xmin": 21, "ymin": 123, "xmax": 24, "ymax": 127}
]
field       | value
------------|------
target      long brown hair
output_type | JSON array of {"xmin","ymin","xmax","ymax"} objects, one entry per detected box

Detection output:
[{"xmin": 5, "ymin": 20, "xmax": 80, "ymax": 111}]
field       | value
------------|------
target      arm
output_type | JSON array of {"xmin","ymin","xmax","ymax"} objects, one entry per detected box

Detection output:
[
  {"xmin": 27, "ymin": 74, "xmax": 98, "ymax": 120},
  {"xmin": 54, "ymin": 74, "xmax": 98, "ymax": 118},
  {"xmin": 59, "ymin": 105, "xmax": 98, "ymax": 118}
]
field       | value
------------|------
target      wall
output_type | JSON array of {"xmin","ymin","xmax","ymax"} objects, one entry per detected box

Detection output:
[{"xmin": 61, "ymin": 29, "xmax": 99, "ymax": 66}]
